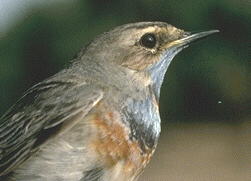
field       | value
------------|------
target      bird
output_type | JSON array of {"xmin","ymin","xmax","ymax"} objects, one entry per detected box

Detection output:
[{"xmin": 0, "ymin": 22, "xmax": 219, "ymax": 181}]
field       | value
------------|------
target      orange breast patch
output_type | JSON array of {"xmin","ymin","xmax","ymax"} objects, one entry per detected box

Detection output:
[{"xmin": 90, "ymin": 101, "xmax": 152, "ymax": 176}]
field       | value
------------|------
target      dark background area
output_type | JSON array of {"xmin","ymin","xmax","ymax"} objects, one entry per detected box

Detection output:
[{"xmin": 1, "ymin": 0, "xmax": 250, "ymax": 180}]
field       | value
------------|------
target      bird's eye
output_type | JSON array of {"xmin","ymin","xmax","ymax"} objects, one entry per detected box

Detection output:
[{"xmin": 140, "ymin": 33, "xmax": 156, "ymax": 49}]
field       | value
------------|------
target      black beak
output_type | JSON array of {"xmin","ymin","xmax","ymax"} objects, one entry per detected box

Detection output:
[
  {"xmin": 182, "ymin": 30, "xmax": 220, "ymax": 44},
  {"xmin": 167, "ymin": 29, "xmax": 219, "ymax": 48}
]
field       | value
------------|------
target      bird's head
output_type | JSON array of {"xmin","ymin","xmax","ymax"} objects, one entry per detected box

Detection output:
[{"xmin": 81, "ymin": 22, "xmax": 219, "ymax": 97}]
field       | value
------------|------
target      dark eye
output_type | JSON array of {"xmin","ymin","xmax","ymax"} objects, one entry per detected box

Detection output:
[{"xmin": 140, "ymin": 33, "xmax": 156, "ymax": 48}]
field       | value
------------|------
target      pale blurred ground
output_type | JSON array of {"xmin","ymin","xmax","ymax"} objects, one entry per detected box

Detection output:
[{"xmin": 139, "ymin": 119, "xmax": 251, "ymax": 181}]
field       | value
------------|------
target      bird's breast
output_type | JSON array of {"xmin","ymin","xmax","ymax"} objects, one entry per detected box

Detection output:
[
  {"xmin": 89, "ymin": 99, "xmax": 156, "ymax": 180},
  {"xmin": 89, "ymin": 88, "xmax": 161, "ymax": 178}
]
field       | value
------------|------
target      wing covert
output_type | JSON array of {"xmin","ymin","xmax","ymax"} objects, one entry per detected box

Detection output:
[{"xmin": 0, "ymin": 80, "xmax": 103, "ymax": 175}]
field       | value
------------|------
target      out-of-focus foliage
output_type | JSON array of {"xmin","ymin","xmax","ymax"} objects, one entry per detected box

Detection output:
[{"xmin": 1, "ymin": 0, "xmax": 250, "ymax": 125}]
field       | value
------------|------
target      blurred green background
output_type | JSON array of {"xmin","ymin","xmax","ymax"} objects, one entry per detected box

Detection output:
[
  {"xmin": 1, "ymin": 0, "xmax": 250, "ymax": 125},
  {"xmin": 1, "ymin": 0, "xmax": 251, "ymax": 180}
]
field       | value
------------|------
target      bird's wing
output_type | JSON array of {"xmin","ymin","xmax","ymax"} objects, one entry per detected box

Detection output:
[{"xmin": 0, "ymin": 80, "xmax": 103, "ymax": 175}]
